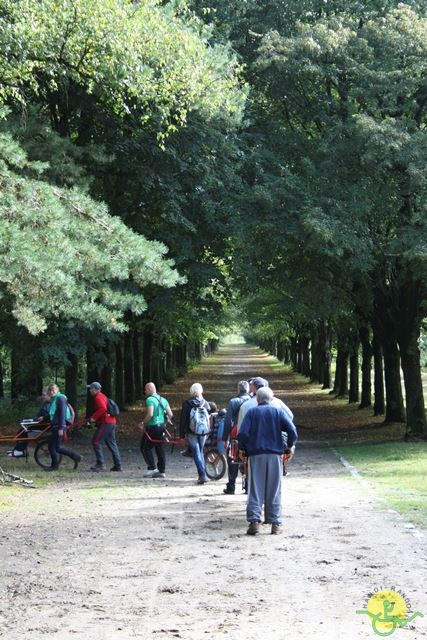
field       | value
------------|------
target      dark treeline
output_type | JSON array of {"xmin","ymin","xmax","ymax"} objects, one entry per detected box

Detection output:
[{"xmin": 0, "ymin": 1, "xmax": 426, "ymax": 438}]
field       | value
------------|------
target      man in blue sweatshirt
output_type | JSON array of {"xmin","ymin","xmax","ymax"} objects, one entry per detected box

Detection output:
[{"xmin": 238, "ymin": 386, "xmax": 297, "ymax": 535}]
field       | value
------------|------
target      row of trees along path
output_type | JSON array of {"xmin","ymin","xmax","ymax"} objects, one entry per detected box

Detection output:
[{"xmin": 1, "ymin": 343, "xmax": 426, "ymax": 640}]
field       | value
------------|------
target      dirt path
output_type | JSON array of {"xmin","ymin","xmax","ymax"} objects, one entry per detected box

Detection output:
[{"xmin": 1, "ymin": 344, "xmax": 426, "ymax": 640}]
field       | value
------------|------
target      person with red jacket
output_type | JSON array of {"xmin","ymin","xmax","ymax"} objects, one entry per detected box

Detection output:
[{"xmin": 87, "ymin": 381, "xmax": 122, "ymax": 472}]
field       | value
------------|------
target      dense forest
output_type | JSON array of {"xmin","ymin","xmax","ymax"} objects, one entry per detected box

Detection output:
[{"xmin": 0, "ymin": 0, "xmax": 426, "ymax": 438}]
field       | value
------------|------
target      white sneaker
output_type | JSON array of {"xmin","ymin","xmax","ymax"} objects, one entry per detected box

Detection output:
[
  {"xmin": 153, "ymin": 472, "xmax": 166, "ymax": 478},
  {"xmin": 143, "ymin": 469, "xmax": 157, "ymax": 477},
  {"xmin": 8, "ymin": 450, "xmax": 24, "ymax": 457}
]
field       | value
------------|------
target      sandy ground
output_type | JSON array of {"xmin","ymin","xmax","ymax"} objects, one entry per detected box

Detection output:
[{"xmin": 0, "ymin": 344, "xmax": 426, "ymax": 640}]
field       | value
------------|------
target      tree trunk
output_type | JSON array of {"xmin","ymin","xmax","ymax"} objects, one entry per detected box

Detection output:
[
  {"xmin": 301, "ymin": 334, "xmax": 311, "ymax": 377},
  {"xmin": 348, "ymin": 337, "xmax": 359, "ymax": 403},
  {"xmin": 65, "ymin": 353, "xmax": 79, "ymax": 418},
  {"xmin": 10, "ymin": 333, "xmax": 42, "ymax": 399},
  {"xmin": 124, "ymin": 329, "xmax": 135, "ymax": 405},
  {"xmin": 115, "ymin": 340, "xmax": 125, "ymax": 409},
  {"xmin": 372, "ymin": 332, "xmax": 385, "ymax": 415},
  {"xmin": 396, "ymin": 282, "xmax": 427, "ymax": 437},
  {"xmin": 382, "ymin": 332, "xmax": 405, "ymax": 423},
  {"xmin": 142, "ymin": 327, "xmax": 154, "ymax": 385},
  {"xmin": 0, "ymin": 356, "xmax": 4, "ymax": 398},
  {"xmin": 359, "ymin": 325, "xmax": 372, "ymax": 409},
  {"xmin": 133, "ymin": 329, "xmax": 142, "ymax": 399},
  {"xmin": 335, "ymin": 336, "xmax": 349, "ymax": 397},
  {"xmin": 321, "ymin": 321, "xmax": 332, "ymax": 390}
]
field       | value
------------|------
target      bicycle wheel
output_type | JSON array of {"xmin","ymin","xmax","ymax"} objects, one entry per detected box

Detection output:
[
  {"xmin": 204, "ymin": 447, "xmax": 227, "ymax": 480},
  {"xmin": 34, "ymin": 440, "xmax": 63, "ymax": 470}
]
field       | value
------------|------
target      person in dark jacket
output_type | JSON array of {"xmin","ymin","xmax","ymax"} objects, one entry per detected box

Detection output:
[
  {"xmin": 46, "ymin": 383, "xmax": 82, "ymax": 472},
  {"xmin": 238, "ymin": 386, "xmax": 297, "ymax": 535},
  {"xmin": 222, "ymin": 380, "xmax": 251, "ymax": 495},
  {"xmin": 7, "ymin": 387, "xmax": 51, "ymax": 458},
  {"xmin": 179, "ymin": 383, "xmax": 212, "ymax": 484}
]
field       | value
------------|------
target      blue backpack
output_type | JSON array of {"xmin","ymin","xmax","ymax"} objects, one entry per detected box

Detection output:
[{"xmin": 189, "ymin": 405, "xmax": 210, "ymax": 435}]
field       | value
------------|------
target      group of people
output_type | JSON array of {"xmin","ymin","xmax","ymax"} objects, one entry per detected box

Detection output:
[
  {"xmin": 139, "ymin": 375, "xmax": 298, "ymax": 535},
  {"xmin": 7, "ymin": 374, "xmax": 298, "ymax": 535}
]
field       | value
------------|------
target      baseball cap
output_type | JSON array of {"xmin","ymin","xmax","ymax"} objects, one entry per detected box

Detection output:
[
  {"xmin": 87, "ymin": 381, "xmax": 102, "ymax": 390},
  {"xmin": 249, "ymin": 377, "xmax": 269, "ymax": 389}
]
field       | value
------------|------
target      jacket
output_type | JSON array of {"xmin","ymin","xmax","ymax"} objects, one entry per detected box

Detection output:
[
  {"xmin": 179, "ymin": 396, "xmax": 211, "ymax": 437},
  {"xmin": 238, "ymin": 402, "xmax": 298, "ymax": 457},
  {"xmin": 91, "ymin": 391, "xmax": 116, "ymax": 425}
]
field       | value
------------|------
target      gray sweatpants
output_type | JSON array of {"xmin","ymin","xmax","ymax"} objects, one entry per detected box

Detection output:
[{"xmin": 247, "ymin": 453, "xmax": 283, "ymax": 525}]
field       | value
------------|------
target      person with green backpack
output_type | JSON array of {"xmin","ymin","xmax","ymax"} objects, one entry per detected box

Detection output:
[
  {"xmin": 139, "ymin": 382, "xmax": 173, "ymax": 478},
  {"xmin": 45, "ymin": 383, "xmax": 82, "ymax": 472}
]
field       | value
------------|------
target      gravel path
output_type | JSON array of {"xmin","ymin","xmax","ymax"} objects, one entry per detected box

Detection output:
[{"xmin": 0, "ymin": 343, "xmax": 426, "ymax": 640}]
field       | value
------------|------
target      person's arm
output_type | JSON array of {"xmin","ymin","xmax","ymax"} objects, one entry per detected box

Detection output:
[
  {"xmin": 91, "ymin": 394, "xmax": 107, "ymax": 423},
  {"xmin": 223, "ymin": 399, "xmax": 234, "ymax": 437},
  {"xmin": 165, "ymin": 404, "xmax": 173, "ymax": 422},
  {"xmin": 138, "ymin": 400, "xmax": 154, "ymax": 430},
  {"xmin": 280, "ymin": 411, "xmax": 298, "ymax": 458},
  {"xmin": 237, "ymin": 412, "xmax": 251, "ymax": 453}
]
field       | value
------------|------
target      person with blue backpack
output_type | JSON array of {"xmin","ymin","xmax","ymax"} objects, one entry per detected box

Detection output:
[{"xmin": 179, "ymin": 383, "xmax": 213, "ymax": 484}]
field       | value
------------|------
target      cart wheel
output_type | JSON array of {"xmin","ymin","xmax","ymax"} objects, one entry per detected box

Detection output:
[
  {"xmin": 34, "ymin": 440, "xmax": 62, "ymax": 470},
  {"xmin": 204, "ymin": 447, "xmax": 227, "ymax": 480}
]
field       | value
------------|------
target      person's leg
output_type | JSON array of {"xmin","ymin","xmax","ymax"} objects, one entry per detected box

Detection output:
[
  {"xmin": 91, "ymin": 425, "xmax": 106, "ymax": 467},
  {"xmin": 104, "ymin": 424, "xmax": 121, "ymax": 468},
  {"xmin": 224, "ymin": 455, "xmax": 239, "ymax": 493},
  {"xmin": 264, "ymin": 454, "xmax": 283, "ymax": 526},
  {"xmin": 55, "ymin": 433, "xmax": 80, "ymax": 463},
  {"xmin": 246, "ymin": 454, "xmax": 268, "ymax": 524},
  {"xmin": 151, "ymin": 425, "xmax": 166, "ymax": 474},
  {"xmin": 47, "ymin": 428, "xmax": 60, "ymax": 469},
  {"xmin": 141, "ymin": 431, "xmax": 156, "ymax": 470},
  {"xmin": 188, "ymin": 434, "xmax": 207, "ymax": 480}
]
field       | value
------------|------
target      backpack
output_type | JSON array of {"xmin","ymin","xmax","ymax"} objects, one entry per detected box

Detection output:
[
  {"xmin": 205, "ymin": 409, "xmax": 226, "ymax": 454},
  {"xmin": 189, "ymin": 405, "xmax": 210, "ymax": 435},
  {"xmin": 66, "ymin": 402, "xmax": 75, "ymax": 426},
  {"xmin": 107, "ymin": 397, "xmax": 120, "ymax": 417}
]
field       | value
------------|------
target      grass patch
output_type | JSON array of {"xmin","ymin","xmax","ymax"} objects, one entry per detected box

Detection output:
[{"xmin": 336, "ymin": 442, "xmax": 427, "ymax": 529}]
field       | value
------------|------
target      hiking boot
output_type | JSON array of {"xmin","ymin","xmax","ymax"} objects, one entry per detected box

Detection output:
[
  {"xmin": 246, "ymin": 522, "xmax": 260, "ymax": 536},
  {"xmin": 143, "ymin": 469, "xmax": 157, "ymax": 477},
  {"xmin": 152, "ymin": 471, "xmax": 165, "ymax": 478},
  {"xmin": 271, "ymin": 524, "xmax": 282, "ymax": 535},
  {"xmin": 90, "ymin": 464, "xmax": 106, "ymax": 472},
  {"xmin": 223, "ymin": 487, "xmax": 235, "ymax": 495},
  {"xmin": 110, "ymin": 465, "xmax": 122, "ymax": 472}
]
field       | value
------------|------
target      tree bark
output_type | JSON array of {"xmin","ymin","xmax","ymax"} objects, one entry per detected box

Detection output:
[
  {"xmin": 124, "ymin": 329, "xmax": 135, "ymax": 405},
  {"xmin": 142, "ymin": 327, "xmax": 154, "ymax": 386},
  {"xmin": 65, "ymin": 353, "xmax": 79, "ymax": 418},
  {"xmin": 133, "ymin": 329, "xmax": 142, "ymax": 399},
  {"xmin": 372, "ymin": 332, "xmax": 385, "ymax": 416},
  {"xmin": 382, "ymin": 332, "xmax": 405, "ymax": 423},
  {"xmin": 115, "ymin": 340, "xmax": 125, "ymax": 409},
  {"xmin": 396, "ymin": 281, "xmax": 427, "ymax": 437},
  {"xmin": 359, "ymin": 325, "xmax": 372, "ymax": 409},
  {"xmin": 348, "ymin": 337, "xmax": 359, "ymax": 403}
]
